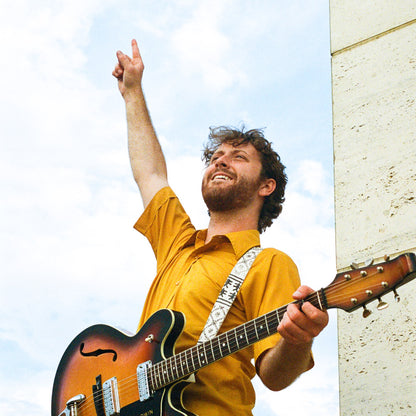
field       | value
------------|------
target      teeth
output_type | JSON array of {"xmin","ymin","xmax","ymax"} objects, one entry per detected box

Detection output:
[{"xmin": 213, "ymin": 175, "xmax": 230, "ymax": 181}]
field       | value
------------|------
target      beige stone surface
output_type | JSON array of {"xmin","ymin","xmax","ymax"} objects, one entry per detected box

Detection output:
[
  {"xmin": 337, "ymin": 279, "xmax": 416, "ymax": 415},
  {"xmin": 330, "ymin": 0, "xmax": 416, "ymax": 53},
  {"xmin": 332, "ymin": 23, "xmax": 416, "ymax": 269},
  {"xmin": 331, "ymin": 8, "xmax": 416, "ymax": 416}
]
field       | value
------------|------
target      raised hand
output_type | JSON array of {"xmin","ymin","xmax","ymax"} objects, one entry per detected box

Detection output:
[{"xmin": 112, "ymin": 39, "xmax": 144, "ymax": 98}]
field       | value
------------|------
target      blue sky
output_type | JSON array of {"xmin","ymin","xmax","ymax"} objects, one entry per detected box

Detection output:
[{"xmin": 0, "ymin": 1, "xmax": 339, "ymax": 415}]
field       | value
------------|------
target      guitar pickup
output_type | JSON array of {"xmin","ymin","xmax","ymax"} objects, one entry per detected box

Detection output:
[
  {"xmin": 103, "ymin": 377, "xmax": 120, "ymax": 416},
  {"xmin": 137, "ymin": 360, "xmax": 152, "ymax": 401}
]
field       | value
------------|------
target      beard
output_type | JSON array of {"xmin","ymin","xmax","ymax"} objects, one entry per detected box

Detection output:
[{"xmin": 202, "ymin": 173, "xmax": 262, "ymax": 213}]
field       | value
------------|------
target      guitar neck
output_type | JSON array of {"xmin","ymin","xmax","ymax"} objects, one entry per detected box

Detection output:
[
  {"xmin": 148, "ymin": 290, "xmax": 326, "ymax": 391},
  {"xmin": 148, "ymin": 252, "xmax": 416, "ymax": 392}
]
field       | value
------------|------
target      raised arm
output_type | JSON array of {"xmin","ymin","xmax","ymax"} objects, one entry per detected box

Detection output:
[{"xmin": 112, "ymin": 39, "xmax": 168, "ymax": 208}]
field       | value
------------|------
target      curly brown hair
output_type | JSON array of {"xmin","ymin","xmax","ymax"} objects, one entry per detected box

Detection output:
[{"xmin": 202, "ymin": 126, "xmax": 287, "ymax": 233}]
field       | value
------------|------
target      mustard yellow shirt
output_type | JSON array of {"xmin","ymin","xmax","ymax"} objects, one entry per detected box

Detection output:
[{"xmin": 134, "ymin": 187, "xmax": 302, "ymax": 416}]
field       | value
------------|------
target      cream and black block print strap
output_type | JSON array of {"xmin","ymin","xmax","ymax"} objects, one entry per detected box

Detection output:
[{"xmin": 197, "ymin": 246, "xmax": 263, "ymax": 344}]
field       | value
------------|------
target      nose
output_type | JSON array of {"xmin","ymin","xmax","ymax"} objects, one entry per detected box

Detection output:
[{"xmin": 214, "ymin": 153, "xmax": 230, "ymax": 168}]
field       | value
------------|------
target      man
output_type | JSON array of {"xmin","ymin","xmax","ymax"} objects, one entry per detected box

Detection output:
[{"xmin": 112, "ymin": 39, "xmax": 328, "ymax": 415}]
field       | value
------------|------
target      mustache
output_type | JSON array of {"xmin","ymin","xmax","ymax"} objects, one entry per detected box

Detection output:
[{"xmin": 209, "ymin": 168, "xmax": 236, "ymax": 180}]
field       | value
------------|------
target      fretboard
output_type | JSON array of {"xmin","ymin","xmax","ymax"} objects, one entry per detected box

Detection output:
[{"xmin": 147, "ymin": 290, "xmax": 326, "ymax": 391}]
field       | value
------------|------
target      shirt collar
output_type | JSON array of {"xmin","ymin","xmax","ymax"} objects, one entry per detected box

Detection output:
[{"xmin": 182, "ymin": 228, "xmax": 260, "ymax": 259}]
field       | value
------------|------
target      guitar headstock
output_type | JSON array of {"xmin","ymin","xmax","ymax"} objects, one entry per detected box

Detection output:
[{"xmin": 324, "ymin": 253, "xmax": 416, "ymax": 316}]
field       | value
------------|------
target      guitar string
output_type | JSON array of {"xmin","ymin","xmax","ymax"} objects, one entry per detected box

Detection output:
[
  {"xmin": 148, "ymin": 310, "xmax": 284, "ymax": 390},
  {"xmin": 78, "ymin": 277, "xmax": 388, "ymax": 414},
  {"xmin": 75, "ymin": 370, "xmax": 142, "ymax": 415},
  {"xmin": 82, "ymin": 279, "xmax": 393, "ymax": 410},
  {"xmin": 71, "ymin": 263, "xmax": 406, "ymax": 412},
  {"xmin": 73, "ymin": 302, "xmax": 309, "ymax": 416},
  {"xmin": 318, "ymin": 268, "xmax": 400, "ymax": 304},
  {"xmin": 148, "ymin": 263, "xmax": 404, "ymax": 389},
  {"xmin": 147, "ymin": 267, "xmax": 398, "ymax": 390},
  {"xmin": 328, "ymin": 259, "xmax": 409, "ymax": 298}
]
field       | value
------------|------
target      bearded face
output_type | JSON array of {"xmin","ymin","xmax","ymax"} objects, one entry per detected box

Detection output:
[{"xmin": 201, "ymin": 166, "xmax": 263, "ymax": 212}]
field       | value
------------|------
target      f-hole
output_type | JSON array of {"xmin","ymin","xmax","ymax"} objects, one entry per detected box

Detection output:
[{"xmin": 80, "ymin": 343, "xmax": 118, "ymax": 361}]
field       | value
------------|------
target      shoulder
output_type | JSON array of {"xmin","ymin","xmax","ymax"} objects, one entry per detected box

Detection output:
[
  {"xmin": 246, "ymin": 247, "xmax": 300, "ymax": 287},
  {"xmin": 256, "ymin": 247, "xmax": 298, "ymax": 269}
]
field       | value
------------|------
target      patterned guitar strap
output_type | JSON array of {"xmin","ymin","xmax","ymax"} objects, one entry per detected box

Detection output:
[{"xmin": 197, "ymin": 246, "xmax": 263, "ymax": 344}]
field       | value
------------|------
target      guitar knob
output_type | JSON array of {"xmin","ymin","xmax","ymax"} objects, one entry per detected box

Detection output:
[
  {"xmin": 377, "ymin": 297, "xmax": 389, "ymax": 310},
  {"xmin": 393, "ymin": 289, "xmax": 400, "ymax": 302},
  {"xmin": 362, "ymin": 305, "xmax": 372, "ymax": 318}
]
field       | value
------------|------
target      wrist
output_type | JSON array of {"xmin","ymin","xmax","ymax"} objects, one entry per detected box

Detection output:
[{"xmin": 122, "ymin": 86, "xmax": 144, "ymax": 103}]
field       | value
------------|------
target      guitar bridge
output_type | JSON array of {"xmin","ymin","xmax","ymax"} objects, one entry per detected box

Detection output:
[{"xmin": 137, "ymin": 360, "xmax": 152, "ymax": 401}]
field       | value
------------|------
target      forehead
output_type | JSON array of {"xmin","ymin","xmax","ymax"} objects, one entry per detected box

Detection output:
[{"xmin": 213, "ymin": 142, "xmax": 261, "ymax": 159}]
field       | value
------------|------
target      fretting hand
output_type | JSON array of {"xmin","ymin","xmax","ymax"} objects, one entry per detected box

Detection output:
[{"xmin": 277, "ymin": 285, "xmax": 329, "ymax": 345}]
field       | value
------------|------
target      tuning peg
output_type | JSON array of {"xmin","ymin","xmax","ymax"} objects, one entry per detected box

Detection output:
[
  {"xmin": 364, "ymin": 258, "xmax": 374, "ymax": 267},
  {"xmin": 350, "ymin": 258, "xmax": 374, "ymax": 269},
  {"xmin": 377, "ymin": 297, "xmax": 389, "ymax": 310},
  {"xmin": 362, "ymin": 305, "xmax": 372, "ymax": 318},
  {"xmin": 393, "ymin": 289, "xmax": 400, "ymax": 303}
]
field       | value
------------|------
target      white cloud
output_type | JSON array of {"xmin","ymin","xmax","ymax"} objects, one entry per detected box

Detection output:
[
  {"xmin": 171, "ymin": 0, "xmax": 247, "ymax": 92},
  {"xmin": 0, "ymin": 1, "xmax": 335, "ymax": 415}
]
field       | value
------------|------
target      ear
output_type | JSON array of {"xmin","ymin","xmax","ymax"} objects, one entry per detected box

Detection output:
[{"xmin": 258, "ymin": 178, "xmax": 276, "ymax": 197}]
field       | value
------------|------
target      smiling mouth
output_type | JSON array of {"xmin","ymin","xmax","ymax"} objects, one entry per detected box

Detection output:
[{"xmin": 212, "ymin": 174, "xmax": 232, "ymax": 181}]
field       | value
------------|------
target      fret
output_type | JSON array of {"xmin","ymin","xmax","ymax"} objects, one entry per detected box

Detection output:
[
  {"xmin": 225, "ymin": 332, "xmax": 231, "ymax": 354},
  {"xmin": 236, "ymin": 329, "xmax": 246, "ymax": 350},
  {"xmin": 234, "ymin": 328, "xmax": 240, "ymax": 350},
  {"xmin": 212, "ymin": 337, "xmax": 222, "ymax": 360},
  {"xmin": 172, "ymin": 356, "xmax": 179, "ymax": 379},
  {"xmin": 258, "ymin": 315, "xmax": 267, "ymax": 337},
  {"xmin": 154, "ymin": 362, "xmax": 160, "ymax": 388},
  {"xmin": 165, "ymin": 359, "xmax": 172, "ymax": 384},
  {"xmin": 153, "ymin": 303, "xmax": 302, "ymax": 386},
  {"xmin": 202, "ymin": 344, "xmax": 208, "ymax": 366},
  {"xmin": 247, "ymin": 322, "xmax": 257, "ymax": 344},
  {"xmin": 218, "ymin": 333, "xmax": 227, "ymax": 356},
  {"xmin": 177, "ymin": 354, "xmax": 183, "ymax": 378},
  {"xmin": 275, "ymin": 309, "xmax": 281, "ymax": 325},
  {"xmin": 209, "ymin": 339, "xmax": 216, "ymax": 361},
  {"xmin": 184, "ymin": 349, "xmax": 191, "ymax": 374},
  {"xmin": 164, "ymin": 362, "xmax": 169, "ymax": 385},
  {"xmin": 254, "ymin": 318, "xmax": 259, "ymax": 339},
  {"xmin": 265, "ymin": 313, "xmax": 271, "ymax": 335},
  {"xmin": 243, "ymin": 325, "xmax": 249, "ymax": 345},
  {"xmin": 205, "ymin": 340, "xmax": 214, "ymax": 363},
  {"xmin": 149, "ymin": 366, "xmax": 156, "ymax": 391},
  {"xmin": 190, "ymin": 346, "xmax": 196, "ymax": 372},
  {"xmin": 155, "ymin": 363, "xmax": 162, "ymax": 388},
  {"xmin": 196, "ymin": 344, "xmax": 203, "ymax": 367},
  {"xmin": 162, "ymin": 361, "xmax": 168, "ymax": 386},
  {"xmin": 150, "ymin": 364, "xmax": 158, "ymax": 390},
  {"xmin": 214, "ymin": 337, "xmax": 223, "ymax": 360},
  {"xmin": 179, "ymin": 352, "xmax": 186, "ymax": 378},
  {"xmin": 316, "ymin": 291, "xmax": 323, "ymax": 310}
]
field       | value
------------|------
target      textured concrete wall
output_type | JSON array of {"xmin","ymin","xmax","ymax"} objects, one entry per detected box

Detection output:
[{"xmin": 330, "ymin": 1, "xmax": 416, "ymax": 415}]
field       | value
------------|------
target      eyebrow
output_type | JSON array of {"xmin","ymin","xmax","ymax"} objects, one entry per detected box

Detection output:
[{"xmin": 212, "ymin": 148, "xmax": 249, "ymax": 158}]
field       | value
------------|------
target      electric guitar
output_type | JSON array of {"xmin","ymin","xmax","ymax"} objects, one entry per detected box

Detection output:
[{"xmin": 52, "ymin": 252, "xmax": 416, "ymax": 416}]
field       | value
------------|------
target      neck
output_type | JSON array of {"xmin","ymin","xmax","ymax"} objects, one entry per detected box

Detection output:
[{"xmin": 205, "ymin": 208, "xmax": 259, "ymax": 243}]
